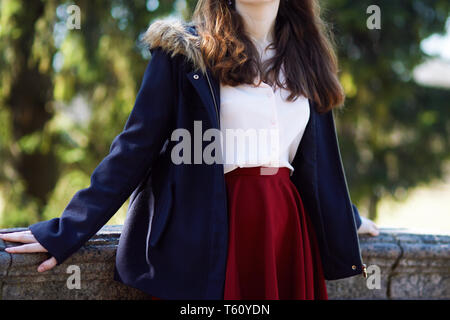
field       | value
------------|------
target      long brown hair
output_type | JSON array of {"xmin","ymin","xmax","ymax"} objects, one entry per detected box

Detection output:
[{"xmin": 192, "ymin": 0, "xmax": 345, "ymax": 113}]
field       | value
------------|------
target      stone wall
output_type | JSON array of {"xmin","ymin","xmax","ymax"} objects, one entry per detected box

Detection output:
[{"xmin": 0, "ymin": 226, "xmax": 448, "ymax": 300}]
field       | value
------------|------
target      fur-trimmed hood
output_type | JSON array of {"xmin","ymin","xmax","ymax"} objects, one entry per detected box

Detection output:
[{"xmin": 142, "ymin": 17, "xmax": 206, "ymax": 73}]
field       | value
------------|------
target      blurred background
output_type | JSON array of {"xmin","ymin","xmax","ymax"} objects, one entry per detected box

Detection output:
[{"xmin": 0, "ymin": 0, "xmax": 449, "ymax": 233}]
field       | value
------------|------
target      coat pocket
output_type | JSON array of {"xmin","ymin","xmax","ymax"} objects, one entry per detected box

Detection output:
[{"xmin": 149, "ymin": 183, "xmax": 174, "ymax": 247}]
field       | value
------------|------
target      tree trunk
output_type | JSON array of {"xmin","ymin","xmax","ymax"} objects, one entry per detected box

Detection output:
[
  {"xmin": 368, "ymin": 193, "xmax": 380, "ymax": 221},
  {"xmin": 6, "ymin": 0, "xmax": 59, "ymax": 220}
]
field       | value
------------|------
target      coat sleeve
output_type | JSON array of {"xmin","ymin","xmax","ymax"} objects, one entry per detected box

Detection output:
[
  {"xmin": 352, "ymin": 203, "xmax": 362, "ymax": 230},
  {"xmin": 28, "ymin": 47, "xmax": 176, "ymax": 265}
]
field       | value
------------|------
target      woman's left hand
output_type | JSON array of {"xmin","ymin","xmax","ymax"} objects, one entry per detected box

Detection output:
[{"xmin": 357, "ymin": 216, "xmax": 380, "ymax": 236}]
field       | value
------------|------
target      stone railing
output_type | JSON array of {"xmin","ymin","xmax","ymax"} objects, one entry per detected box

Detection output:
[{"xmin": 0, "ymin": 226, "xmax": 448, "ymax": 300}]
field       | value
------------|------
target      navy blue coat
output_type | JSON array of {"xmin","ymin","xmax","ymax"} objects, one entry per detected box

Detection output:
[{"xmin": 29, "ymin": 19, "xmax": 366, "ymax": 300}]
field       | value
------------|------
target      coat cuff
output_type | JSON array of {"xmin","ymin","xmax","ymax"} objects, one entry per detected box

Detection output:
[{"xmin": 29, "ymin": 218, "xmax": 73, "ymax": 265}]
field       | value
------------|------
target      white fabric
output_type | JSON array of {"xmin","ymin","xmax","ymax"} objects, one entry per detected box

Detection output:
[{"xmin": 219, "ymin": 45, "xmax": 310, "ymax": 174}]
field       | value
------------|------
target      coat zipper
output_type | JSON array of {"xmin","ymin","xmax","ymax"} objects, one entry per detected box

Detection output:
[
  {"xmin": 205, "ymin": 69, "xmax": 234, "ymax": 297},
  {"xmin": 205, "ymin": 70, "xmax": 220, "ymax": 129}
]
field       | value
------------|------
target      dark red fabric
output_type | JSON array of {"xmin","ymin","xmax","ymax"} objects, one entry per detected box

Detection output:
[{"xmin": 223, "ymin": 167, "xmax": 328, "ymax": 300}]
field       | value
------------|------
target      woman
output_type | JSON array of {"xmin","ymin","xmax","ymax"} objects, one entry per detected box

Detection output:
[{"xmin": 0, "ymin": 0, "xmax": 379, "ymax": 300}]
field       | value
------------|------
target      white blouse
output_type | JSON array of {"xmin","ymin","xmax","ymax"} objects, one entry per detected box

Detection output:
[{"xmin": 219, "ymin": 45, "xmax": 310, "ymax": 175}]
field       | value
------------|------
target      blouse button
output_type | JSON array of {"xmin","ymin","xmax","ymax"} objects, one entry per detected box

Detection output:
[{"xmin": 193, "ymin": 74, "xmax": 199, "ymax": 80}]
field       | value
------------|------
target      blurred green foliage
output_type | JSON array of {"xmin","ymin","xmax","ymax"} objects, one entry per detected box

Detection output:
[
  {"xmin": 0, "ymin": 0, "xmax": 449, "ymax": 227},
  {"xmin": 324, "ymin": 0, "xmax": 450, "ymax": 218}
]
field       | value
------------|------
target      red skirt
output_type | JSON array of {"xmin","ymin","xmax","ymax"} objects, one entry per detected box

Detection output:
[
  {"xmin": 223, "ymin": 167, "xmax": 328, "ymax": 300},
  {"xmin": 150, "ymin": 166, "xmax": 327, "ymax": 300}
]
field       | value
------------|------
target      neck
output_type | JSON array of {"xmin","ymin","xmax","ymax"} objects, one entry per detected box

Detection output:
[{"xmin": 235, "ymin": 0, "xmax": 279, "ymax": 46}]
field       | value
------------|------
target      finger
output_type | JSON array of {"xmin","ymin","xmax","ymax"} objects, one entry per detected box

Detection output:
[
  {"xmin": 5, "ymin": 243, "xmax": 48, "ymax": 253},
  {"xmin": 0, "ymin": 230, "xmax": 31, "ymax": 236},
  {"xmin": 38, "ymin": 257, "xmax": 57, "ymax": 273},
  {"xmin": 370, "ymin": 225, "xmax": 380, "ymax": 236},
  {"xmin": 0, "ymin": 231, "xmax": 37, "ymax": 244},
  {"xmin": 0, "ymin": 230, "xmax": 32, "ymax": 240}
]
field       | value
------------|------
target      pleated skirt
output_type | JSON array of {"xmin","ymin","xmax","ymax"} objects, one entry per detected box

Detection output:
[{"xmin": 223, "ymin": 166, "xmax": 328, "ymax": 300}]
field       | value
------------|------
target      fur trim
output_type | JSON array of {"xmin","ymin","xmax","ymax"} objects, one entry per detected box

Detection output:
[{"xmin": 142, "ymin": 17, "xmax": 206, "ymax": 73}]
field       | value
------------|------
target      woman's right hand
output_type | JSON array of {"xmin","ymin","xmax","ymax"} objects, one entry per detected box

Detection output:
[
  {"xmin": 0, "ymin": 230, "xmax": 57, "ymax": 272},
  {"xmin": 357, "ymin": 216, "xmax": 380, "ymax": 236}
]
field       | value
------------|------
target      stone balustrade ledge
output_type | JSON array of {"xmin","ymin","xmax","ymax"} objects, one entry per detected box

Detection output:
[{"xmin": 0, "ymin": 226, "xmax": 448, "ymax": 300}]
